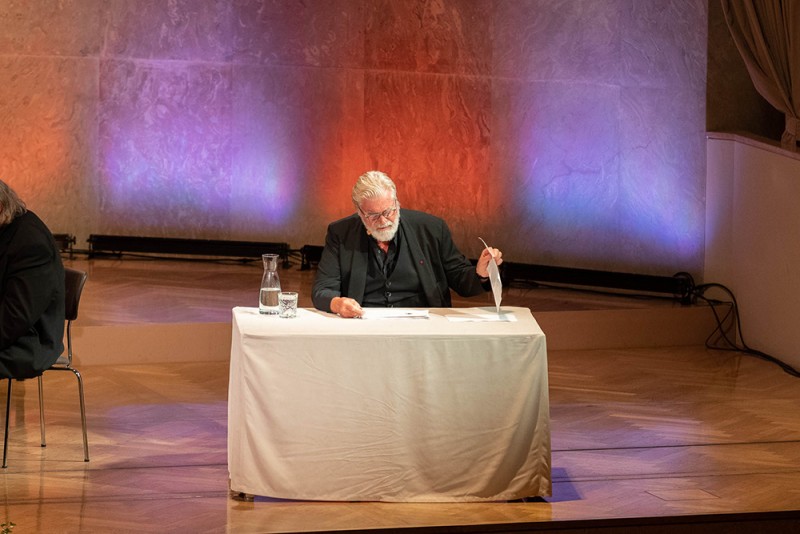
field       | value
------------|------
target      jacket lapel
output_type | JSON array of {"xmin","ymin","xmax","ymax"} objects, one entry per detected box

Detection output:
[
  {"xmin": 347, "ymin": 225, "xmax": 369, "ymax": 303},
  {"xmin": 401, "ymin": 216, "xmax": 443, "ymax": 307}
]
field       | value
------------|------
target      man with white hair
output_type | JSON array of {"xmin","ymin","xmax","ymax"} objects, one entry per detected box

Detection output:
[
  {"xmin": 0, "ymin": 180, "xmax": 64, "ymax": 379},
  {"xmin": 312, "ymin": 170, "xmax": 502, "ymax": 318}
]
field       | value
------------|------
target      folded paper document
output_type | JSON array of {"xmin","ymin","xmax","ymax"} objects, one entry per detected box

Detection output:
[{"xmin": 478, "ymin": 237, "xmax": 502, "ymax": 313}]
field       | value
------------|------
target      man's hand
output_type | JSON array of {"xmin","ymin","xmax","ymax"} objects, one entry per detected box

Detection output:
[
  {"xmin": 476, "ymin": 247, "xmax": 503, "ymax": 278},
  {"xmin": 331, "ymin": 296, "xmax": 363, "ymax": 318}
]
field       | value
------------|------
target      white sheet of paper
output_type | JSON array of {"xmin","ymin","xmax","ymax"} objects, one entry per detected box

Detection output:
[
  {"xmin": 360, "ymin": 308, "xmax": 430, "ymax": 320},
  {"xmin": 445, "ymin": 310, "xmax": 517, "ymax": 322},
  {"xmin": 478, "ymin": 237, "xmax": 502, "ymax": 313}
]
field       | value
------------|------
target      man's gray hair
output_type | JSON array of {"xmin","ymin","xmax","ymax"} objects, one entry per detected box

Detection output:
[
  {"xmin": 351, "ymin": 170, "xmax": 397, "ymax": 209},
  {"xmin": 0, "ymin": 180, "xmax": 27, "ymax": 226}
]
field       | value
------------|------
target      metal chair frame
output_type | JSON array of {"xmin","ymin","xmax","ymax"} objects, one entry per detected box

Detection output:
[{"xmin": 2, "ymin": 267, "xmax": 90, "ymax": 468}]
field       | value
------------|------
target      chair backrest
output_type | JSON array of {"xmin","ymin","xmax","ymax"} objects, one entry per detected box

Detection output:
[{"xmin": 64, "ymin": 268, "xmax": 88, "ymax": 322}]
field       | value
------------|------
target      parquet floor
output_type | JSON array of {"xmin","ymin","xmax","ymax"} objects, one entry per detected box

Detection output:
[{"xmin": 2, "ymin": 256, "xmax": 800, "ymax": 533}]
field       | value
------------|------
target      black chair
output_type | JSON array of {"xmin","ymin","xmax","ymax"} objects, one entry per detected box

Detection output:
[{"xmin": 2, "ymin": 267, "xmax": 90, "ymax": 468}]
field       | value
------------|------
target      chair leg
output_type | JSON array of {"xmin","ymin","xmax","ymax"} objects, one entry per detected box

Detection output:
[
  {"xmin": 38, "ymin": 369, "xmax": 90, "ymax": 462},
  {"xmin": 71, "ymin": 368, "xmax": 90, "ymax": 462},
  {"xmin": 38, "ymin": 375, "xmax": 46, "ymax": 447},
  {"xmin": 3, "ymin": 379, "xmax": 11, "ymax": 468}
]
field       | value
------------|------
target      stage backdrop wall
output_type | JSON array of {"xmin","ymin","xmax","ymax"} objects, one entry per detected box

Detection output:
[{"xmin": 0, "ymin": 0, "xmax": 708, "ymax": 277}]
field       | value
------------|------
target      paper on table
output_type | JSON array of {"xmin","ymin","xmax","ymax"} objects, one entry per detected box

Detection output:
[
  {"xmin": 360, "ymin": 308, "xmax": 429, "ymax": 319},
  {"xmin": 478, "ymin": 237, "xmax": 502, "ymax": 313},
  {"xmin": 445, "ymin": 310, "xmax": 517, "ymax": 322}
]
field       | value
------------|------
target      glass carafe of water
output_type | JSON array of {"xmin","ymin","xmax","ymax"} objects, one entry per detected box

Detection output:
[{"xmin": 259, "ymin": 253, "xmax": 281, "ymax": 314}]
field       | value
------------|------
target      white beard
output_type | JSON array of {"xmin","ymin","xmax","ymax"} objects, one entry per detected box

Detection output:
[{"xmin": 368, "ymin": 210, "xmax": 401, "ymax": 242}]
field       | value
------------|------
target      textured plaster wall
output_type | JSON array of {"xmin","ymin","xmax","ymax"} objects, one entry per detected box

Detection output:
[{"xmin": 0, "ymin": 0, "xmax": 708, "ymax": 276}]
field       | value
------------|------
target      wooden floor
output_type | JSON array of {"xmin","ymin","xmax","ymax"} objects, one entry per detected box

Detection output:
[{"xmin": 3, "ymin": 255, "xmax": 800, "ymax": 532}]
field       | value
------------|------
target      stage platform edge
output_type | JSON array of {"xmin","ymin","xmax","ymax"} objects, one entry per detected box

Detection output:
[{"xmin": 71, "ymin": 305, "xmax": 718, "ymax": 366}]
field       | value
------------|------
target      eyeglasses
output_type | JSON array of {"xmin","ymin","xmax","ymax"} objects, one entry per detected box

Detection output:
[{"xmin": 358, "ymin": 201, "xmax": 398, "ymax": 223}]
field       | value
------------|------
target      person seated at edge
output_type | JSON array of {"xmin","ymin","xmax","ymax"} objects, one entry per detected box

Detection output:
[
  {"xmin": 0, "ymin": 179, "xmax": 65, "ymax": 379},
  {"xmin": 312, "ymin": 170, "xmax": 502, "ymax": 318}
]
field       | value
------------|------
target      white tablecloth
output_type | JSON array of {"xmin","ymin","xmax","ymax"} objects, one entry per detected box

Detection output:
[{"xmin": 227, "ymin": 306, "xmax": 551, "ymax": 502}]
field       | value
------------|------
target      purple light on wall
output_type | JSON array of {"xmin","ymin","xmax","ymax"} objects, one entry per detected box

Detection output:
[
  {"xmin": 511, "ymin": 81, "xmax": 622, "ymax": 264},
  {"xmin": 100, "ymin": 119, "xmax": 233, "ymax": 231},
  {"xmin": 509, "ymin": 78, "xmax": 704, "ymax": 271},
  {"xmin": 230, "ymin": 74, "xmax": 306, "ymax": 228},
  {"xmin": 522, "ymin": 151, "xmax": 702, "ymax": 269},
  {"xmin": 620, "ymin": 161, "xmax": 703, "ymax": 264},
  {"xmin": 99, "ymin": 61, "xmax": 236, "ymax": 234},
  {"xmin": 231, "ymin": 151, "xmax": 300, "ymax": 225}
]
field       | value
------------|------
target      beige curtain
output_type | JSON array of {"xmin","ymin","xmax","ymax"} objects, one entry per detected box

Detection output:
[{"xmin": 722, "ymin": 0, "xmax": 800, "ymax": 150}]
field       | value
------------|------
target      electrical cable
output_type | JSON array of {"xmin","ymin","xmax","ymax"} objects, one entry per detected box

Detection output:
[
  {"xmin": 508, "ymin": 269, "xmax": 800, "ymax": 378},
  {"xmin": 692, "ymin": 282, "xmax": 800, "ymax": 378}
]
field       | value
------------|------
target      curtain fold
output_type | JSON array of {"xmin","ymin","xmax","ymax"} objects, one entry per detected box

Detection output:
[{"xmin": 722, "ymin": 0, "xmax": 800, "ymax": 150}]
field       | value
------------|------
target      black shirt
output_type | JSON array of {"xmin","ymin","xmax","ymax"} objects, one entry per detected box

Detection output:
[{"xmin": 362, "ymin": 226, "xmax": 427, "ymax": 308}]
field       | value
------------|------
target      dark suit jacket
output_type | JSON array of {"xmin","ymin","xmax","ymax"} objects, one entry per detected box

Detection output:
[
  {"xmin": 0, "ymin": 211, "xmax": 65, "ymax": 379},
  {"xmin": 312, "ymin": 209, "xmax": 486, "ymax": 312}
]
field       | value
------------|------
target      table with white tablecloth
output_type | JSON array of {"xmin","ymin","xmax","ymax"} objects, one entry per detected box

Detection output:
[{"xmin": 227, "ymin": 306, "xmax": 551, "ymax": 502}]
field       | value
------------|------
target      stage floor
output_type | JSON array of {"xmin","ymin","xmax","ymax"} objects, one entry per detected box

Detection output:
[{"xmin": 2, "ymin": 256, "xmax": 799, "ymax": 532}]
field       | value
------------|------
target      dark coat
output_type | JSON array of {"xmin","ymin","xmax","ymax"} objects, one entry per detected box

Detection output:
[
  {"xmin": 312, "ymin": 209, "xmax": 486, "ymax": 312},
  {"xmin": 0, "ymin": 211, "xmax": 65, "ymax": 379}
]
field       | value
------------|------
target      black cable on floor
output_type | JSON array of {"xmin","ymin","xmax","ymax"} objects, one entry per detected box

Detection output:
[{"xmin": 692, "ymin": 282, "xmax": 800, "ymax": 378}]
